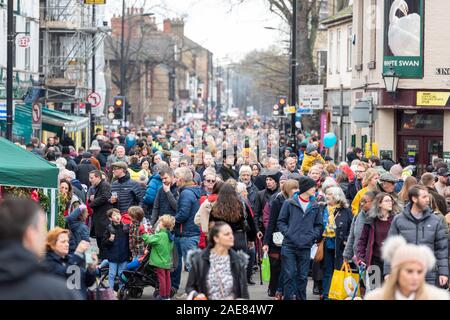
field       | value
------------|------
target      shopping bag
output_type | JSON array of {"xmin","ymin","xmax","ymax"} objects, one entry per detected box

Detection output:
[
  {"xmin": 328, "ymin": 262, "xmax": 360, "ymax": 300},
  {"xmin": 261, "ymin": 252, "xmax": 271, "ymax": 283},
  {"xmin": 87, "ymin": 280, "xmax": 117, "ymax": 300}
]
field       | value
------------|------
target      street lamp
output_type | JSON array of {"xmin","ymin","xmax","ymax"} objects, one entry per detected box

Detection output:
[{"xmin": 382, "ymin": 67, "xmax": 400, "ymax": 98}]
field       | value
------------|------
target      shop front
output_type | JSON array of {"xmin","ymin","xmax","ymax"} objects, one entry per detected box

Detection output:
[{"xmin": 397, "ymin": 110, "xmax": 443, "ymax": 174}]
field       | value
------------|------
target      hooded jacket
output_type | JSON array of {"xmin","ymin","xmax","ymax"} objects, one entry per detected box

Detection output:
[
  {"xmin": 277, "ymin": 194, "xmax": 324, "ymax": 249},
  {"xmin": 0, "ymin": 241, "xmax": 82, "ymax": 300},
  {"xmin": 174, "ymin": 185, "xmax": 202, "ymax": 237},
  {"xmin": 142, "ymin": 229, "xmax": 175, "ymax": 269},
  {"xmin": 384, "ymin": 204, "xmax": 449, "ymax": 284},
  {"xmin": 185, "ymin": 248, "xmax": 250, "ymax": 299},
  {"xmin": 111, "ymin": 172, "xmax": 144, "ymax": 214},
  {"xmin": 65, "ymin": 207, "xmax": 90, "ymax": 252},
  {"xmin": 301, "ymin": 153, "xmax": 325, "ymax": 174},
  {"xmin": 143, "ymin": 173, "xmax": 162, "ymax": 206}
]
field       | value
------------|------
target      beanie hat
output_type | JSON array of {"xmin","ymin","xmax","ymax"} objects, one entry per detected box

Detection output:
[
  {"xmin": 82, "ymin": 152, "xmax": 92, "ymax": 159},
  {"xmin": 298, "ymin": 176, "xmax": 317, "ymax": 195},
  {"xmin": 266, "ymin": 169, "xmax": 281, "ymax": 185},
  {"xmin": 382, "ymin": 236, "xmax": 436, "ymax": 271},
  {"xmin": 306, "ymin": 144, "xmax": 318, "ymax": 154},
  {"xmin": 390, "ymin": 164, "xmax": 403, "ymax": 179}
]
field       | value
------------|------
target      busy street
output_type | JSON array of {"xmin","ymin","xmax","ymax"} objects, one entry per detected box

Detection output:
[{"xmin": 0, "ymin": 0, "xmax": 450, "ymax": 304}]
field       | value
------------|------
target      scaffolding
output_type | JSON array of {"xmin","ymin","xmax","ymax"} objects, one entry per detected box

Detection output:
[{"xmin": 40, "ymin": 0, "xmax": 108, "ymax": 108}]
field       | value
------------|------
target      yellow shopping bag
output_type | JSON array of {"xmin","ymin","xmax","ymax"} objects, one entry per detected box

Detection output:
[{"xmin": 328, "ymin": 262, "xmax": 360, "ymax": 300}]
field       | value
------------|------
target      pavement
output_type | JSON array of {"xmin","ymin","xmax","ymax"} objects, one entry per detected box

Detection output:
[{"xmin": 137, "ymin": 269, "xmax": 320, "ymax": 300}]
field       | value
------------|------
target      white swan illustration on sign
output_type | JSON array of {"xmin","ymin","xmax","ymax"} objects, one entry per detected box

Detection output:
[{"xmin": 388, "ymin": 0, "xmax": 421, "ymax": 56}]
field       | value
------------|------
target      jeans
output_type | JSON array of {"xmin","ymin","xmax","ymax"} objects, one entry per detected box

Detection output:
[
  {"xmin": 109, "ymin": 261, "xmax": 128, "ymax": 290},
  {"xmin": 171, "ymin": 235, "xmax": 199, "ymax": 290},
  {"xmin": 281, "ymin": 246, "xmax": 311, "ymax": 300},
  {"xmin": 322, "ymin": 248, "xmax": 335, "ymax": 299}
]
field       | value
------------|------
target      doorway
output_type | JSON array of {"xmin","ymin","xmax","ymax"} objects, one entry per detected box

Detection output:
[{"xmin": 397, "ymin": 110, "xmax": 444, "ymax": 175}]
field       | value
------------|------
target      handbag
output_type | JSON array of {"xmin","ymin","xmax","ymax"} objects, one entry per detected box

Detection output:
[
  {"xmin": 328, "ymin": 261, "xmax": 360, "ymax": 300},
  {"xmin": 272, "ymin": 232, "xmax": 284, "ymax": 247},
  {"xmin": 87, "ymin": 279, "xmax": 117, "ymax": 300},
  {"xmin": 313, "ymin": 240, "xmax": 324, "ymax": 262},
  {"xmin": 261, "ymin": 252, "xmax": 271, "ymax": 283}
]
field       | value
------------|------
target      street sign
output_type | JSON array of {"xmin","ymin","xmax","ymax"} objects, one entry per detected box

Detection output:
[
  {"xmin": 32, "ymin": 103, "xmax": 42, "ymax": 130},
  {"xmin": 351, "ymin": 98, "xmax": 378, "ymax": 128},
  {"xmin": 84, "ymin": 0, "xmax": 106, "ymax": 4},
  {"xmin": 16, "ymin": 35, "xmax": 31, "ymax": 48},
  {"xmin": 298, "ymin": 85, "xmax": 324, "ymax": 110},
  {"xmin": 0, "ymin": 101, "xmax": 6, "ymax": 120},
  {"xmin": 87, "ymin": 92, "xmax": 102, "ymax": 107},
  {"xmin": 296, "ymin": 108, "xmax": 313, "ymax": 115},
  {"xmin": 284, "ymin": 106, "xmax": 297, "ymax": 114}
]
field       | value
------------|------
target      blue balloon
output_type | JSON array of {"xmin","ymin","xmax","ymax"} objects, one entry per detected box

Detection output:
[{"xmin": 323, "ymin": 132, "xmax": 337, "ymax": 148}]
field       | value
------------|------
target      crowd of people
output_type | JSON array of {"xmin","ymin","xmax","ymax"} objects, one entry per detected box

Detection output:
[{"xmin": 1, "ymin": 119, "xmax": 450, "ymax": 300}]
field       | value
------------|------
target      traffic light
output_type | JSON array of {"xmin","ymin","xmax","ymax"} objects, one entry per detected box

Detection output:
[
  {"xmin": 113, "ymin": 96, "xmax": 125, "ymax": 120},
  {"xmin": 273, "ymin": 96, "xmax": 287, "ymax": 117},
  {"xmin": 107, "ymin": 105, "xmax": 115, "ymax": 120}
]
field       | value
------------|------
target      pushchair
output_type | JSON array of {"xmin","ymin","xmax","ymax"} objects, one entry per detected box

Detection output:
[{"xmin": 98, "ymin": 249, "xmax": 159, "ymax": 300}]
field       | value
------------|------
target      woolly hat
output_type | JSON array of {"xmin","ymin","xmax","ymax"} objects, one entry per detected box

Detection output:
[
  {"xmin": 390, "ymin": 164, "xmax": 403, "ymax": 179},
  {"xmin": 298, "ymin": 176, "xmax": 317, "ymax": 195},
  {"xmin": 265, "ymin": 169, "xmax": 281, "ymax": 185},
  {"xmin": 382, "ymin": 236, "xmax": 436, "ymax": 271},
  {"xmin": 306, "ymin": 144, "xmax": 318, "ymax": 154},
  {"xmin": 89, "ymin": 140, "xmax": 101, "ymax": 151}
]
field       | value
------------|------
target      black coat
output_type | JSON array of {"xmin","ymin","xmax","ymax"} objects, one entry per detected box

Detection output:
[
  {"xmin": 218, "ymin": 165, "xmax": 238, "ymax": 181},
  {"xmin": 0, "ymin": 241, "xmax": 82, "ymax": 300},
  {"xmin": 97, "ymin": 151, "xmax": 111, "ymax": 169},
  {"xmin": 323, "ymin": 206, "xmax": 353, "ymax": 268},
  {"xmin": 63, "ymin": 155, "xmax": 78, "ymax": 173},
  {"xmin": 186, "ymin": 248, "xmax": 250, "ymax": 299},
  {"xmin": 89, "ymin": 180, "xmax": 113, "ymax": 238},
  {"xmin": 76, "ymin": 159, "xmax": 97, "ymax": 187},
  {"xmin": 102, "ymin": 222, "xmax": 130, "ymax": 263},
  {"xmin": 346, "ymin": 178, "xmax": 362, "ymax": 203},
  {"xmin": 254, "ymin": 188, "xmax": 279, "ymax": 233}
]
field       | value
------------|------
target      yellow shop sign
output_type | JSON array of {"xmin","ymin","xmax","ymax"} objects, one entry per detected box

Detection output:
[{"xmin": 417, "ymin": 92, "xmax": 450, "ymax": 107}]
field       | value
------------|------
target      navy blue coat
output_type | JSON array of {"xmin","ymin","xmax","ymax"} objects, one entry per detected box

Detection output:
[
  {"xmin": 174, "ymin": 185, "xmax": 202, "ymax": 238},
  {"xmin": 111, "ymin": 172, "xmax": 144, "ymax": 214},
  {"xmin": 44, "ymin": 251, "xmax": 96, "ymax": 299},
  {"xmin": 102, "ymin": 222, "xmax": 130, "ymax": 263},
  {"xmin": 277, "ymin": 194, "xmax": 324, "ymax": 249},
  {"xmin": 151, "ymin": 184, "xmax": 178, "ymax": 226},
  {"xmin": 65, "ymin": 207, "xmax": 90, "ymax": 253}
]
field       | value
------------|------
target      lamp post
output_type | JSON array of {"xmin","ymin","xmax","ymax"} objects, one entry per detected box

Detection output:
[
  {"xmin": 6, "ymin": 0, "xmax": 13, "ymax": 140},
  {"xmin": 290, "ymin": 0, "xmax": 298, "ymax": 154},
  {"xmin": 382, "ymin": 67, "xmax": 400, "ymax": 98}
]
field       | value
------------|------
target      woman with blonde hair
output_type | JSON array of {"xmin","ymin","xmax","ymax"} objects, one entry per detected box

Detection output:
[
  {"xmin": 351, "ymin": 169, "xmax": 380, "ymax": 215},
  {"xmin": 365, "ymin": 236, "xmax": 449, "ymax": 300},
  {"xmin": 398, "ymin": 176, "xmax": 418, "ymax": 205}
]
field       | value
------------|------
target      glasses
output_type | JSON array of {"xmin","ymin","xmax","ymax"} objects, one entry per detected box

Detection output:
[{"xmin": 205, "ymin": 180, "xmax": 216, "ymax": 183}]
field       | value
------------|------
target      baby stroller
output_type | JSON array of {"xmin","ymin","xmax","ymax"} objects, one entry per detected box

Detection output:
[{"xmin": 117, "ymin": 250, "xmax": 159, "ymax": 300}]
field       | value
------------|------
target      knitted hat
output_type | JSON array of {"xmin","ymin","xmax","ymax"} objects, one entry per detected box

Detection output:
[
  {"xmin": 298, "ymin": 176, "xmax": 317, "ymax": 195},
  {"xmin": 382, "ymin": 236, "xmax": 436, "ymax": 271},
  {"xmin": 390, "ymin": 164, "xmax": 403, "ymax": 179},
  {"xmin": 306, "ymin": 143, "xmax": 318, "ymax": 154},
  {"xmin": 89, "ymin": 140, "xmax": 101, "ymax": 151},
  {"xmin": 265, "ymin": 169, "xmax": 281, "ymax": 185}
]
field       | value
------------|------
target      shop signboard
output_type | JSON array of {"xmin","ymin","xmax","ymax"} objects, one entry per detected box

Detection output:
[
  {"xmin": 417, "ymin": 92, "xmax": 450, "ymax": 107},
  {"xmin": 383, "ymin": 0, "xmax": 424, "ymax": 78}
]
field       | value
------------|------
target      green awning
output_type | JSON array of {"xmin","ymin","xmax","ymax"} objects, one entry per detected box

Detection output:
[
  {"xmin": 42, "ymin": 108, "xmax": 89, "ymax": 133},
  {"xmin": 0, "ymin": 137, "xmax": 59, "ymax": 189}
]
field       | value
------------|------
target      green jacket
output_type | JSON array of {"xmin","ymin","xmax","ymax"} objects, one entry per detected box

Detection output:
[{"xmin": 142, "ymin": 230, "xmax": 174, "ymax": 269}]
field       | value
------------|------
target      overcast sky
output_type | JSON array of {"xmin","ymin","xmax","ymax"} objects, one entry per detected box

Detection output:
[{"xmin": 104, "ymin": 0, "xmax": 287, "ymax": 62}]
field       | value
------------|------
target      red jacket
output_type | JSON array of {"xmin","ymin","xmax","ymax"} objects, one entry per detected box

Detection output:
[{"xmin": 198, "ymin": 194, "xmax": 218, "ymax": 249}]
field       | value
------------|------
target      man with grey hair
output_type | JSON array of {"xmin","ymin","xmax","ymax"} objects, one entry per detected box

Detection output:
[
  {"xmin": 239, "ymin": 165, "xmax": 259, "ymax": 210},
  {"xmin": 106, "ymin": 145, "xmax": 128, "ymax": 169},
  {"xmin": 171, "ymin": 167, "xmax": 202, "ymax": 297}
]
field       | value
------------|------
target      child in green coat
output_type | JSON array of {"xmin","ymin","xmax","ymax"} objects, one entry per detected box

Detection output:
[{"xmin": 142, "ymin": 215, "xmax": 175, "ymax": 300}]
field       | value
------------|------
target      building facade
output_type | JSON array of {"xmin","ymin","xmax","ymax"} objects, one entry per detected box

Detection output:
[
  {"xmin": 352, "ymin": 0, "xmax": 450, "ymax": 171},
  {"xmin": 0, "ymin": 0, "xmax": 40, "ymax": 101}
]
